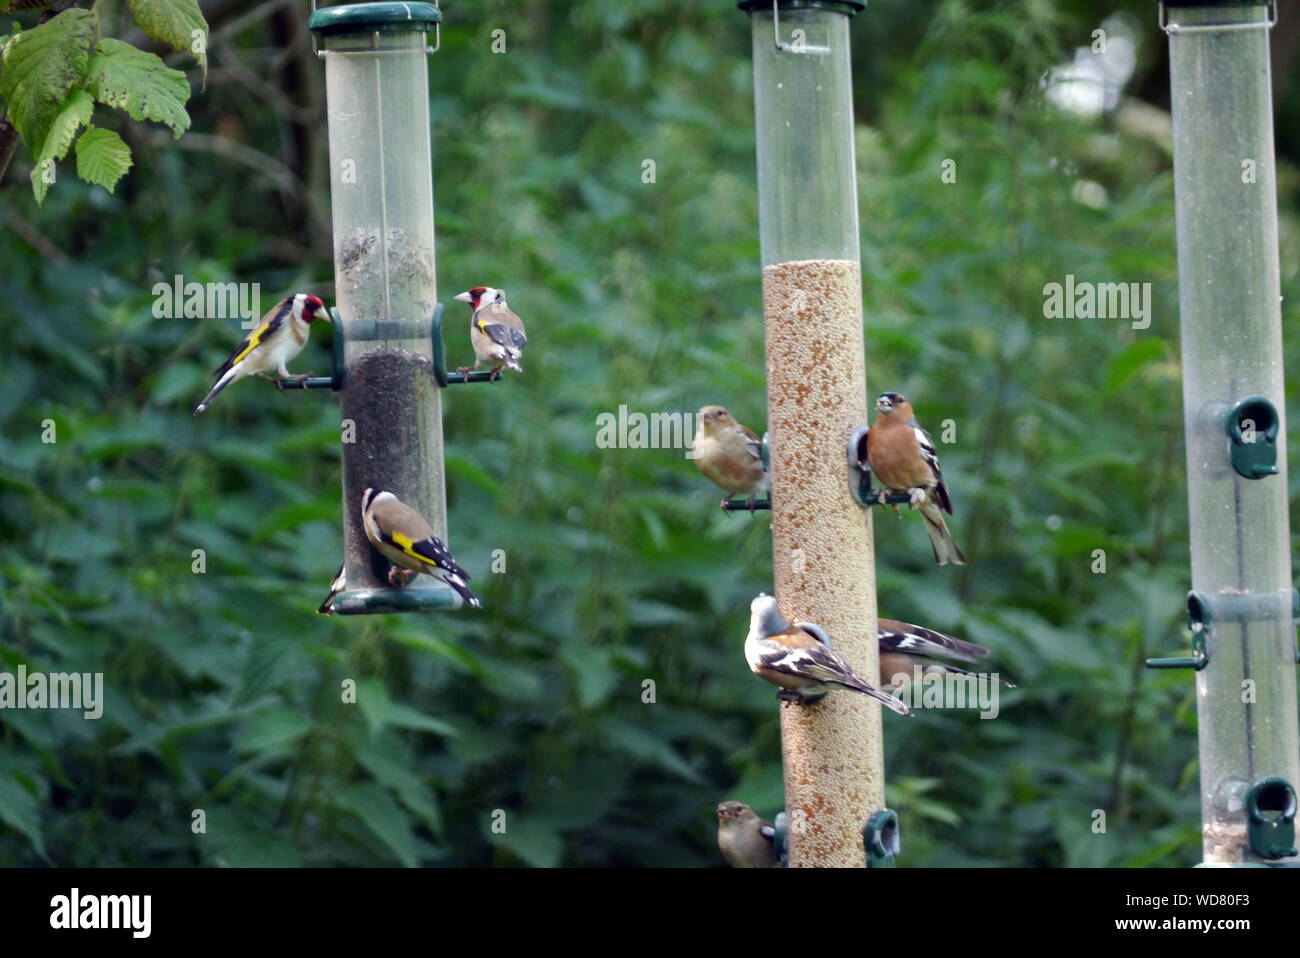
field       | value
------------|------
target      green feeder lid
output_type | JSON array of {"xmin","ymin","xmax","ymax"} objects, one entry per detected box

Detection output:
[
  {"xmin": 310, "ymin": 2, "xmax": 442, "ymax": 36},
  {"xmin": 738, "ymin": 1, "xmax": 866, "ymax": 13}
]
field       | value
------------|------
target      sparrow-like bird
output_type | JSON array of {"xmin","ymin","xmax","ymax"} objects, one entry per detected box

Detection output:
[
  {"xmin": 317, "ymin": 563, "xmax": 346, "ymax": 615},
  {"xmin": 745, "ymin": 594, "xmax": 911, "ymax": 714},
  {"xmin": 194, "ymin": 293, "xmax": 330, "ymax": 414},
  {"xmin": 360, "ymin": 488, "xmax": 481, "ymax": 608},
  {"xmin": 692, "ymin": 405, "xmax": 768, "ymax": 512},
  {"xmin": 453, "ymin": 286, "xmax": 526, "ymax": 382},
  {"xmin": 865, "ymin": 392, "xmax": 966, "ymax": 565},
  {"xmin": 716, "ymin": 802, "xmax": 779, "ymax": 868},
  {"xmin": 877, "ymin": 618, "xmax": 1015, "ymax": 688}
]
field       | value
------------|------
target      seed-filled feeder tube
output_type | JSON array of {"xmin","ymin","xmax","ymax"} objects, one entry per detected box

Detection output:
[
  {"xmin": 742, "ymin": 0, "xmax": 880, "ymax": 867},
  {"xmin": 1162, "ymin": 0, "xmax": 1300, "ymax": 865},
  {"xmin": 310, "ymin": 3, "xmax": 458, "ymax": 613}
]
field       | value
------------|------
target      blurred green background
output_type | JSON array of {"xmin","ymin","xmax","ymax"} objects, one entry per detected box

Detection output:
[{"xmin": 2, "ymin": 0, "xmax": 1299, "ymax": 866}]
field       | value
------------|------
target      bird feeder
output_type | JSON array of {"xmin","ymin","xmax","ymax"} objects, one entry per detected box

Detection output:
[
  {"xmin": 1152, "ymin": 0, "xmax": 1300, "ymax": 865},
  {"xmin": 305, "ymin": 1, "xmax": 467, "ymax": 613},
  {"xmin": 740, "ymin": 0, "xmax": 881, "ymax": 867}
]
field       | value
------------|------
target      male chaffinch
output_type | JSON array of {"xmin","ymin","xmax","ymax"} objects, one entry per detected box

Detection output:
[
  {"xmin": 361, "ymin": 488, "xmax": 481, "ymax": 608},
  {"xmin": 877, "ymin": 618, "xmax": 1016, "ymax": 688},
  {"xmin": 692, "ymin": 405, "xmax": 768, "ymax": 512},
  {"xmin": 716, "ymin": 802, "xmax": 779, "ymax": 868},
  {"xmin": 195, "ymin": 293, "xmax": 331, "ymax": 414},
  {"xmin": 745, "ymin": 594, "xmax": 911, "ymax": 714},
  {"xmin": 865, "ymin": 392, "xmax": 966, "ymax": 565}
]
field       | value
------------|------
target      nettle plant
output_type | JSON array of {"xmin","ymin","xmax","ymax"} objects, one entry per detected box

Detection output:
[{"xmin": 0, "ymin": 0, "xmax": 207, "ymax": 202}]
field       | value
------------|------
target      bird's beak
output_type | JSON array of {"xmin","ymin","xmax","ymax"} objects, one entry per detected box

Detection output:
[
  {"xmin": 316, "ymin": 307, "xmax": 332, "ymax": 323},
  {"xmin": 453, "ymin": 291, "xmax": 472, "ymax": 303},
  {"xmin": 876, "ymin": 398, "xmax": 892, "ymax": 412}
]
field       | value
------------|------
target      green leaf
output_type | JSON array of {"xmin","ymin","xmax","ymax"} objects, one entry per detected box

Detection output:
[
  {"xmin": 488, "ymin": 816, "xmax": 564, "ymax": 868},
  {"xmin": 0, "ymin": 9, "xmax": 97, "ymax": 153},
  {"xmin": 86, "ymin": 38, "xmax": 191, "ymax": 139},
  {"xmin": 127, "ymin": 0, "xmax": 208, "ymax": 83},
  {"xmin": 0, "ymin": 771, "xmax": 45, "ymax": 857},
  {"xmin": 337, "ymin": 784, "xmax": 419, "ymax": 867},
  {"xmin": 232, "ymin": 709, "xmax": 312, "ymax": 754},
  {"xmin": 28, "ymin": 88, "xmax": 92, "ymax": 204},
  {"xmin": 74, "ymin": 126, "xmax": 132, "ymax": 194}
]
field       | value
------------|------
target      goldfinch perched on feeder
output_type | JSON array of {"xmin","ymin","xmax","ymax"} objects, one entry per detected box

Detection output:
[
  {"xmin": 745, "ymin": 594, "xmax": 911, "ymax": 715},
  {"xmin": 716, "ymin": 802, "xmax": 779, "ymax": 868},
  {"xmin": 194, "ymin": 293, "xmax": 330, "ymax": 414},
  {"xmin": 360, "ymin": 488, "xmax": 481, "ymax": 609},
  {"xmin": 866, "ymin": 392, "xmax": 966, "ymax": 565},
  {"xmin": 877, "ymin": 618, "xmax": 1015, "ymax": 688},
  {"xmin": 453, "ymin": 286, "xmax": 526, "ymax": 382},
  {"xmin": 317, "ymin": 564, "xmax": 346, "ymax": 616},
  {"xmin": 692, "ymin": 405, "xmax": 768, "ymax": 512}
]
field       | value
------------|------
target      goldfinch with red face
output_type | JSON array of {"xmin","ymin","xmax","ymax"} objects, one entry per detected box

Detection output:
[
  {"xmin": 877, "ymin": 618, "xmax": 1015, "ymax": 688},
  {"xmin": 361, "ymin": 488, "xmax": 481, "ymax": 609},
  {"xmin": 716, "ymin": 802, "xmax": 779, "ymax": 868},
  {"xmin": 866, "ymin": 392, "xmax": 965, "ymax": 565},
  {"xmin": 194, "ymin": 293, "xmax": 330, "ymax": 414},
  {"xmin": 692, "ymin": 405, "xmax": 768, "ymax": 512},
  {"xmin": 745, "ymin": 594, "xmax": 911, "ymax": 714},
  {"xmin": 453, "ymin": 286, "xmax": 526, "ymax": 382}
]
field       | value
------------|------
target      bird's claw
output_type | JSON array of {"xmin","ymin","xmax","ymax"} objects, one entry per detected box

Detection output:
[
  {"xmin": 275, "ymin": 378, "xmax": 286, "ymax": 391},
  {"xmin": 720, "ymin": 497, "xmax": 732, "ymax": 516},
  {"xmin": 455, "ymin": 365, "xmax": 473, "ymax": 383},
  {"xmin": 746, "ymin": 495, "xmax": 757, "ymax": 514},
  {"xmin": 489, "ymin": 368, "xmax": 500, "ymax": 383}
]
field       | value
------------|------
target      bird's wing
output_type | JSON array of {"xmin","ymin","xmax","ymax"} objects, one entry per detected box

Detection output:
[
  {"xmin": 738, "ymin": 424, "xmax": 764, "ymax": 465},
  {"xmin": 213, "ymin": 300, "xmax": 291, "ymax": 377},
  {"xmin": 877, "ymin": 618, "xmax": 988, "ymax": 663},
  {"xmin": 912, "ymin": 425, "xmax": 953, "ymax": 514},
  {"xmin": 380, "ymin": 528, "xmax": 468, "ymax": 580},
  {"xmin": 754, "ymin": 634, "xmax": 856, "ymax": 686},
  {"xmin": 477, "ymin": 304, "xmax": 526, "ymax": 350}
]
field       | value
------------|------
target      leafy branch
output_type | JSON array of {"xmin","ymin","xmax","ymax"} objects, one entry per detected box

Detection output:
[{"xmin": 0, "ymin": 0, "xmax": 207, "ymax": 202}]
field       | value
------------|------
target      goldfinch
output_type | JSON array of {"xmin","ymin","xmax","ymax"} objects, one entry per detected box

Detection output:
[
  {"xmin": 866, "ymin": 392, "xmax": 965, "ymax": 565},
  {"xmin": 317, "ymin": 563, "xmax": 346, "ymax": 615},
  {"xmin": 716, "ymin": 802, "xmax": 779, "ymax": 868},
  {"xmin": 692, "ymin": 405, "xmax": 768, "ymax": 512},
  {"xmin": 194, "ymin": 293, "xmax": 330, "ymax": 414},
  {"xmin": 453, "ymin": 286, "xmax": 526, "ymax": 382},
  {"xmin": 745, "ymin": 594, "xmax": 911, "ymax": 715},
  {"xmin": 360, "ymin": 488, "xmax": 481, "ymax": 608},
  {"xmin": 877, "ymin": 618, "xmax": 1015, "ymax": 688}
]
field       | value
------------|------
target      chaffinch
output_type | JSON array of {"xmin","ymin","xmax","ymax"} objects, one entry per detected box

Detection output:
[
  {"xmin": 865, "ymin": 392, "xmax": 965, "ymax": 565},
  {"xmin": 745, "ymin": 594, "xmax": 911, "ymax": 715},
  {"xmin": 716, "ymin": 802, "xmax": 779, "ymax": 868},
  {"xmin": 878, "ymin": 618, "xmax": 1015, "ymax": 688},
  {"xmin": 692, "ymin": 405, "xmax": 768, "ymax": 512}
]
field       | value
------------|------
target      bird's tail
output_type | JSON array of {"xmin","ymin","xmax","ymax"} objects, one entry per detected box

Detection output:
[
  {"xmin": 440, "ymin": 570, "xmax": 482, "ymax": 609},
  {"xmin": 841, "ymin": 675, "xmax": 912, "ymax": 715},
  {"xmin": 921, "ymin": 506, "xmax": 966, "ymax": 565},
  {"xmin": 195, "ymin": 366, "xmax": 243, "ymax": 415},
  {"xmin": 920, "ymin": 664, "xmax": 1016, "ymax": 688},
  {"xmin": 317, "ymin": 564, "xmax": 346, "ymax": 615},
  {"xmin": 503, "ymin": 349, "xmax": 522, "ymax": 373}
]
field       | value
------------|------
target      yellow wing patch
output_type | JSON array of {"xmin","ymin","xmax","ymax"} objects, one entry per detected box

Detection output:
[
  {"xmin": 229, "ymin": 319, "xmax": 272, "ymax": 367},
  {"xmin": 391, "ymin": 531, "xmax": 434, "ymax": 567}
]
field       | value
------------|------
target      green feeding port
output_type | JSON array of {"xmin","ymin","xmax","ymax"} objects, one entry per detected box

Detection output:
[
  {"xmin": 1162, "ymin": 1, "xmax": 1300, "ymax": 865},
  {"xmin": 309, "ymin": 2, "xmax": 464, "ymax": 613}
]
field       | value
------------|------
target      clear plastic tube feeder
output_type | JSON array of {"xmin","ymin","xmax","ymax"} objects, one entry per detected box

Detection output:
[
  {"xmin": 1159, "ymin": 0, "xmax": 1299, "ymax": 865},
  {"xmin": 309, "ymin": 2, "xmax": 459, "ymax": 613},
  {"xmin": 742, "ymin": 0, "xmax": 881, "ymax": 867}
]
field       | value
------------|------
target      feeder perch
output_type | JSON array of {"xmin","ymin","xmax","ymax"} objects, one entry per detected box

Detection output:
[
  {"xmin": 863, "ymin": 809, "xmax": 899, "ymax": 868},
  {"xmin": 307, "ymin": 1, "xmax": 468, "ymax": 614},
  {"xmin": 1161, "ymin": 0, "xmax": 1300, "ymax": 864}
]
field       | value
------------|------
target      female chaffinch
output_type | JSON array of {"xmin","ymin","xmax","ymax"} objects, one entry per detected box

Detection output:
[
  {"xmin": 716, "ymin": 802, "xmax": 779, "ymax": 868},
  {"xmin": 692, "ymin": 405, "xmax": 768, "ymax": 512}
]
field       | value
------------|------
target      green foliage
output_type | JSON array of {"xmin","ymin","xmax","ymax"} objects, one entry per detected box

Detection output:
[
  {"xmin": 0, "ymin": 0, "xmax": 1296, "ymax": 867},
  {"xmin": 0, "ymin": 0, "xmax": 204, "ymax": 203}
]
